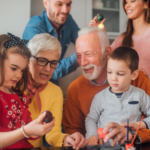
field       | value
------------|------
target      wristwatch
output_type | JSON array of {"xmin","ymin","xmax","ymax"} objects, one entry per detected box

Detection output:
[{"xmin": 130, "ymin": 129, "xmax": 141, "ymax": 143}]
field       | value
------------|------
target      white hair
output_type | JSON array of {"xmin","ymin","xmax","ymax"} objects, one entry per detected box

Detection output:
[
  {"xmin": 78, "ymin": 26, "xmax": 109, "ymax": 55},
  {"xmin": 28, "ymin": 33, "xmax": 61, "ymax": 57}
]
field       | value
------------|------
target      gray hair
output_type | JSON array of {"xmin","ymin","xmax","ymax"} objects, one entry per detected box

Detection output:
[
  {"xmin": 28, "ymin": 33, "xmax": 61, "ymax": 56},
  {"xmin": 78, "ymin": 27, "xmax": 109, "ymax": 55}
]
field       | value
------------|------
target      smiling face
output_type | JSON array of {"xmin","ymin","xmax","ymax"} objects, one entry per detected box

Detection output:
[
  {"xmin": 29, "ymin": 50, "xmax": 60, "ymax": 86},
  {"xmin": 107, "ymin": 58, "xmax": 136, "ymax": 93},
  {"xmin": 2, "ymin": 51, "xmax": 28, "ymax": 89},
  {"xmin": 124, "ymin": 0, "xmax": 148, "ymax": 20},
  {"xmin": 76, "ymin": 31, "xmax": 104, "ymax": 81},
  {"xmin": 44, "ymin": 0, "xmax": 72, "ymax": 27}
]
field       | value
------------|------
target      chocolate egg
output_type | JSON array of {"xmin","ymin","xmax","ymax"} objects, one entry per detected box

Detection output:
[
  {"xmin": 43, "ymin": 111, "xmax": 53, "ymax": 123},
  {"xmin": 97, "ymin": 14, "xmax": 104, "ymax": 22}
]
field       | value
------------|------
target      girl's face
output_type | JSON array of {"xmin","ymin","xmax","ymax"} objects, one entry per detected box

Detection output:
[
  {"xmin": 3, "ymin": 51, "xmax": 28, "ymax": 88},
  {"xmin": 124, "ymin": 0, "xmax": 147, "ymax": 20}
]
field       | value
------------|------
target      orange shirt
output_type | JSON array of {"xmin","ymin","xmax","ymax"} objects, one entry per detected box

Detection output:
[{"xmin": 63, "ymin": 71, "xmax": 150, "ymax": 143}]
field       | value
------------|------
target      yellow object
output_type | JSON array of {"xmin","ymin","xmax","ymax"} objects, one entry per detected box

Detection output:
[
  {"xmin": 27, "ymin": 81, "xmax": 67, "ymax": 147},
  {"xmin": 98, "ymin": 23, "xmax": 104, "ymax": 29}
]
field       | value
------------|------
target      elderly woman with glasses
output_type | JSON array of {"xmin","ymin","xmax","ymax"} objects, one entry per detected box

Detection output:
[{"xmin": 26, "ymin": 33, "xmax": 87, "ymax": 148}]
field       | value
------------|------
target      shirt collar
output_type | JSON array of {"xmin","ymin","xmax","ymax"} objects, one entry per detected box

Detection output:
[
  {"xmin": 90, "ymin": 78, "xmax": 108, "ymax": 86},
  {"xmin": 44, "ymin": 11, "xmax": 66, "ymax": 33}
]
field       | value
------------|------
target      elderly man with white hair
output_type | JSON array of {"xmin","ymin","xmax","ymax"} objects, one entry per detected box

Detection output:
[
  {"xmin": 25, "ymin": 33, "xmax": 87, "ymax": 148},
  {"xmin": 63, "ymin": 27, "xmax": 150, "ymax": 146}
]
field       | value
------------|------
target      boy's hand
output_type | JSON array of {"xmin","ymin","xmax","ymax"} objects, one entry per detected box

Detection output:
[
  {"xmin": 122, "ymin": 122, "xmax": 138, "ymax": 131},
  {"xmin": 63, "ymin": 132, "xmax": 87, "ymax": 149},
  {"xmin": 122, "ymin": 122, "xmax": 146, "ymax": 131},
  {"xmin": 87, "ymin": 135, "xmax": 103, "ymax": 145}
]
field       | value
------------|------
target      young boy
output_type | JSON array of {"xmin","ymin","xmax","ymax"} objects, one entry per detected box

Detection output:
[{"xmin": 85, "ymin": 46, "xmax": 150, "ymax": 145}]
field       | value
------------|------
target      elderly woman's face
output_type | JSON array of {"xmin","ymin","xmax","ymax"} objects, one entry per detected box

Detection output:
[{"xmin": 29, "ymin": 50, "xmax": 60, "ymax": 85}]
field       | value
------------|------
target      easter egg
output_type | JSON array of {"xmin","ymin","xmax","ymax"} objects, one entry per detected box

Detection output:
[
  {"xmin": 97, "ymin": 14, "xmax": 104, "ymax": 22},
  {"xmin": 43, "ymin": 111, "xmax": 53, "ymax": 123},
  {"xmin": 98, "ymin": 23, "xmax": 104, "ymax": 29},
  {"xmin": 97, "ymin": 128, "xmax": 109, "ymax": 139}
]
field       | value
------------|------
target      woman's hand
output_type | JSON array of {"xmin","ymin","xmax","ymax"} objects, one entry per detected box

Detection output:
[
  {"xmin": 89, "ymin": 14, "xmax": 106, "ymax": 31},
  {"xmin": 24, "ymin": 112, "xmax": 55, "ymax": 137},
  {"xmin": 87, "ymin": 135, "xmax": 103, "ymax": 145},
  {"xmin": 63, "ymin": 132, "xmax": 87, "ymax": 149},
  {"xmin": 89, "ymin": 14, "xmax": 100, "ymax": 27}
]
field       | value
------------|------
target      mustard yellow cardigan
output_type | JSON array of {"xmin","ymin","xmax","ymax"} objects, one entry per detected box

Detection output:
[{"xmin": 28, "ymin": 81, "xmax": 67, "ymax": 147}]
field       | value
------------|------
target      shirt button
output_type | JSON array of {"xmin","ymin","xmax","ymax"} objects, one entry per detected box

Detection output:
[{"xmin": 60, "ymin": 35, "xmax": 62, "ymax": 37}]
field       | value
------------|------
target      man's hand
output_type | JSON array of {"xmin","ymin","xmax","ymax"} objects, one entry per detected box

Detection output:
[
  {"xmin": 63, "ymin": 132, "xmax": 87, "ymax": 149},
  {"xmin": 103, "ymin": 122, "xmax": 132, "ymax": 146},
  {"xmin": 87, "ymin": 135, "xmax": 103, "ymax": 145}
]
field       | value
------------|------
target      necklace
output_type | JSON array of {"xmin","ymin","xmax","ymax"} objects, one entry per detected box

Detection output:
[{"xmin": 9, "ymin": 88, "xmax": 15, "ymax": 94}]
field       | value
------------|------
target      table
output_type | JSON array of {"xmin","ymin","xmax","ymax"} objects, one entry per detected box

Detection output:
[{"xmin": 5, "ymin": 143, "xmax": 150, "ymax": 150}]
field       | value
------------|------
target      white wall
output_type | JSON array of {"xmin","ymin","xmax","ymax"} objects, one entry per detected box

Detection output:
[{"xmin": 0, "ymin": 0, "xmax": 30, "ymax": 38}]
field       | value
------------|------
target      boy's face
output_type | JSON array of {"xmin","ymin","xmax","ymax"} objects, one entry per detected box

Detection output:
[{"xmin": 107, "ymin": 58, "xmax": 137, "ymax": 93}]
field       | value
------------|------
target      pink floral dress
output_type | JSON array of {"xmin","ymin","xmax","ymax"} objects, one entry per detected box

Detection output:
[{"xmin": 0, "ymin": 90, "xmax": 34, "ymax": 149}]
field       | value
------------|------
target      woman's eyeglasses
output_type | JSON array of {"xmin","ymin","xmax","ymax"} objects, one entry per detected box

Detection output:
[{"xmin": 32, "ymin": 56, "xmax": 61, "ymax": 69}]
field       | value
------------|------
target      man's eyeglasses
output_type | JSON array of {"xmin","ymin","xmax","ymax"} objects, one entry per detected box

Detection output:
[{"xmin": 32, "ymin": 56, "xmax": 61, "ymax": 69}]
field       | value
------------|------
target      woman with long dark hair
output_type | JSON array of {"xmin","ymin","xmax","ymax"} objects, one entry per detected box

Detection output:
[
  {"xmin": 112, "ymin": 0, "xmax": 150, "ymax": 79},
  {"xmin": 91, "ymin": 0, "xmax": 150, "ymax": 79}
]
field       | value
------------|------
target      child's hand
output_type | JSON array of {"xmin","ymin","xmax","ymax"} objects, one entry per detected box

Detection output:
[
  {"xmin": 87, "ymin": 135, "xmax": 103, "ymax": 145},
  {"xmin": 122, "ymin": 122, "xmax": 139, "ymax": 131},
  {"xmin": 63, "ymin": 132, "xmax": 87, "ymax": 149},
  {"xmin": 122, "ymin": 122, "xmax": 138, "ymax": 130},
  {"xmin": 24, "ymin": 112, "xmax": 55, "ymax": 137},
  {"xmin": 122, "ymin": 121, "xmax": 146, "ymax": 131}
]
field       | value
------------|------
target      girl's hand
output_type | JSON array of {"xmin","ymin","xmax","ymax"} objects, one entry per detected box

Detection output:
[
  {"xmin": 24, "ymin": 112, "xmax": 55, "ymax": 137},
  {"xmin": 63, "ymin": 132, "xmax": 87, "ymax": 149}
]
